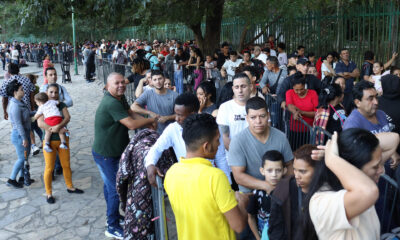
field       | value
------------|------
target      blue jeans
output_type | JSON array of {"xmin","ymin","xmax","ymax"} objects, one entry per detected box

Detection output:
[
  {"xmin": 12, "ymin": 59, "xmax": 18, "ymax": 65},
  {"xmin": 31, "ymin": 121, "xmax": 43, "ymax": 141},
  {"xmin": 92, "ymin": 150, "xmax": 122, "ymax": 229},
  {"xmin": 10, "ymin": 129, "xmax": 31, "ymax": 180},
  {"xmin": 174, "ymin": 70, "xmax": 184, "ymax": 94}
]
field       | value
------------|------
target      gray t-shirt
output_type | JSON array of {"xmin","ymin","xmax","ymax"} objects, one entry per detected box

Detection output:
[
  {"xmin": 228, "ymin": 127, "xmax": 293, "ymax": 193},
  {"xmin": 135, "ymin": 88, "xmax": 178, "ymax": 134}
]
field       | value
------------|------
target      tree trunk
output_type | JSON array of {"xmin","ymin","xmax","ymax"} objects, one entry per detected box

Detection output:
[
  {"xmin": 243, "ymin": 15, "xmax": 281, "ymax": 48},
  {"xmin": 238, "ymin": 22, "xmax": 249, "ymax": 52},
  {"xmin": 188, "ymin": 0, "xmax": 225, "ymax": 56}
]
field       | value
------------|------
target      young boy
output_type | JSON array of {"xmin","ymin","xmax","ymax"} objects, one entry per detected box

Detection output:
[
  {"xmin": 247, "ymin": 150, "xmax": 286, "ymax": 240},
  {"xmin": 33, "ymin": 92, "xmax": 68, "ymax": 153}
]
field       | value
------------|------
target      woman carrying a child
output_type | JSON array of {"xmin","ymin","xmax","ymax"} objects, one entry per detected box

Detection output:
[{"xmin": 37, "ymin": 83, "xmax": 83, "ymax": 204}]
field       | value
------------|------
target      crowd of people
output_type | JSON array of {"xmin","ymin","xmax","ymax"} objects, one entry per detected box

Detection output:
[{"xmin": 2, "ymin": 36, "xmax": 400, "ymax": 240}]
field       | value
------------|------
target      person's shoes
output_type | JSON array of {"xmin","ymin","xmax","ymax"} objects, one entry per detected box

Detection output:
[
  {"xmin": 105, "ymin": 216, "xmax": 125, "ymax": 227},
  {"xmin": 6, "ymin": 179, "xmax": 23, "ymax": 188},
  {"xmin": 44, "ymin": 144, "xmax": 53, "ymax": 153},
  {"xmin": 18, "ymin": 177, "xmax": 35, "ymax": 186},
  {"xmin": 31, "ymin": 144, "xmax": 40, "ymax": 156},
  {"xmin": 67, "ymin": 188, "xmax": 84, "ymax": 194},
  {"xmin": 46, "ymin": 196, "xmax": 55, "ymax": 204},
  {"xmin": 59, "ymin": 143, "xmax": 68, "ymax": 150},
  {"xmin": 105, "ymin": 226, "xmax": 123, "ymax": 239}
]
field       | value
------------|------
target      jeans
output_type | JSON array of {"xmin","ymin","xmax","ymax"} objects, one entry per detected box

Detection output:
[
  {"xmin": 1, "ymin": 59, "xmax": 5, "ymax": 70},
  {"xmin": 92, "ymin": 150, "xmax": 122, "ymax": 228},
  {"xmin": 10, "ymin": 129, "xmax": 31, "ymax": 180},
  {"xmin": 31, "ymin": 121, "xmax": 43, "ymax": 141},
  {"xmin": 12, "ymin": 59, "xmax": 18, "ymax": 65},
  {"xmin": 174, "ymin": 70, "xmax": 184, "ymax": 94}
]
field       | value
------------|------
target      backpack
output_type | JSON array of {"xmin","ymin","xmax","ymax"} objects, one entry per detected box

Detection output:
[
  {"xmin": 146, "ymin": 54, "xmax": 158, "ymax": 70},
  {"xmin": 116, "ymin": 51, "xmax": 127, "ymax": 64}
]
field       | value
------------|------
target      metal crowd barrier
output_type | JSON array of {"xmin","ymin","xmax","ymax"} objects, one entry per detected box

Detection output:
[
  {"xmin": 151, "ymin": 176, "xmax": 169, "ymax": 240},
  {"xmin": 265, "ymin": 94, "xmax": 333, "ymax": 150},
  {"xmin": 96, "ymin": 59, "xmax": 136, "ymax": 104},
  {"xmin": 381, "ymin": 173, "xmax": 400, "ymax": 234}
]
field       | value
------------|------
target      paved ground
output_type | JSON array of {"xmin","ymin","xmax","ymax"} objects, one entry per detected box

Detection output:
[{"xmin": 0, "ymin": 63, "xmax": 176, "ymax": 240}]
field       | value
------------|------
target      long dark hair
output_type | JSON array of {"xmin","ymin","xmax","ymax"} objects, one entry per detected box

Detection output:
[
  {"xmin": 301, "ymin": 128, "xmax": 380, "ymax": 240},
  {"xmin": 318, "ymin": 83, "xmax": 342, "ymax": 109}
]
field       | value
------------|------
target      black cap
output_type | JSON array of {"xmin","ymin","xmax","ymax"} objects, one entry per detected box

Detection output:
[
  {"xmin": 297, "ymin": 58, "xmax": 310, "ymax": 65},
  {"xmin": 288, "ymin": 53, "xmax": 298, "ymax": 59}
]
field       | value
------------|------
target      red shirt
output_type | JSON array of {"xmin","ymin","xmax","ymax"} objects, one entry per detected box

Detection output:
[
  {"xmin": 286, "ymin": 89, "xmax": 318, "ymax": 131},
  {"xmin": 160, "ymin": 50, "xmax": 169, "ymax": 56}
]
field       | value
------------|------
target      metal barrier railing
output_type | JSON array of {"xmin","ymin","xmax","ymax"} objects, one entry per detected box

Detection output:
[
  {"xmin": 381, "ymin": 173, "xmax": 400, "ymax": 233},
  {"xmin": 151, "ymin": 176, "xmax": 169, "ymax": 240}
]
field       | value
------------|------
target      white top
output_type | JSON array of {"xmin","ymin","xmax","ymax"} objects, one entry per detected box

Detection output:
[
  {"xmin": 222, "ymin": 59, "xmax": 243, "ymax": 81},
  {"xmin": 310, "ymin": 188, "xmax": 380, "ymax": 240},
  {"xmin": 216, "ymin": 99, "xmax": 248, "ymax": 139},
  {"xmin": 36, "ymin": 100, "xmax": 62, "ymax": 119},
  {"xmin": 270, "ymin": 49, "xmax": 277, "ymax": 57},
  {"xmin": 256, "ymin": 53, "xmax": 268, "ymax": 64},
  {"xmin": 373, "ymin": 70, "xmax": 389, "ymax": 92},
  {"xmin": 144, "ymin": 121, "xmax": 231, "ymax": 181},
  {"xmin": 278, "ymin": 52, "xmax": 288, "ymax": 66},
  {"xmin": 11, "ymin": 49, "xmax": 19, "ymax": 60},
  {"xmin": 321, "ymin": 62, "xmax": 335, "ymax": 80}
]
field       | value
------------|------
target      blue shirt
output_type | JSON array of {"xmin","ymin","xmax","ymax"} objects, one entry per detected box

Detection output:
[
  {"xmin": 8, "ymin": 97, "xmax": 31, "ymax": 140},
  {"xmin": 343, "ymin": 109, "xmax": 393, "ymax": 134},
  {"xmin": 334, "ymin": 60, "xmax": 358, "ymax": 93}
]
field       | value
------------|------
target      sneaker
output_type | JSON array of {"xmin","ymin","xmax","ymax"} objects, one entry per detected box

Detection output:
[
  {"xmin": 105, "ymin": 226, "xmax": 123, "ymax": 239},
  {"xmin": 6, "ymin": 179, "xmax": 23, "ymax": 188},
  {"xmin": 105, "ymin": 217, "xmax": 125, "ymax": 227},
  {"xmin": 59, "ymin": 143, "xmax": 68, "ymax": 150},
  {"xmin": 31, "ymin": 144, "xmax": 40, "ymax": 156},
  {"xmin": 44, "ymin": 144, "xmax": 53, "ymax": 153}
]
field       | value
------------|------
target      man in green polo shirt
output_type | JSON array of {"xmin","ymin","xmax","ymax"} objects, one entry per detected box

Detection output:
[{"xmin": 92, "ymin": 72, "xmax": 157, "ymax": 239}]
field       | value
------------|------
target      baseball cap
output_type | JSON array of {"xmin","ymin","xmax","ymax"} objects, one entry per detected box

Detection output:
[
  {"xmin": 144, "ymin": 45, "xmax": 152, "ymax": 52},
  {"xmin": 288, "ymin": 53, "xmax": 298, "ymax": 59},
  {"xmin": 297, "ymin": 58, "xmax": 310, "ymax": 65}
]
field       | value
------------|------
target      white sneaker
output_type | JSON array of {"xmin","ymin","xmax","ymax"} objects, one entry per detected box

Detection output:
[{"xmin": 31, "ymin": 145, "xmax": 40, "ymax": 156}]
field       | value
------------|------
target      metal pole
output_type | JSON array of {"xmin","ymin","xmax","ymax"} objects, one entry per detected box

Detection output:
[{"xmin": 72, "ymin": 1, "xmax": 78, "ymax": 75}]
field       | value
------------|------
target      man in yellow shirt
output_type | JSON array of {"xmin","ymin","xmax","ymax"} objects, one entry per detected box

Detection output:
[{"xmin": 165, "ymin": 113, "xmax": 249, "ymax": 240}]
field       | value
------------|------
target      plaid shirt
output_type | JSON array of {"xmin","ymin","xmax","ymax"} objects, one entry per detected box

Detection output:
[
  {"xmin": 0, "ymin": 74, "xmax": 35, "ymax": 111},
  {"xmin": 314, "ymin": 107, "xmax": 330, "ymax": 144}
]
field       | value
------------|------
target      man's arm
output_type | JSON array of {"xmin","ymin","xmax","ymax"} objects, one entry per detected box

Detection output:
[
  {"xmin": 61, "ymin": 86, "xmax": 73, "ymax": 107},
  {"xmin": 375, "ymin": 132, "xmax": 399, "ymax": 163},
  {"xmin": 223, "ymin": 192, "xmax": 248, "ymax": 233},
  {"xmin": 219, "ymin": 125, "xmax": 230, "ymax": 150},
  {"xmin": 2, "ymin": 97, "xmax": 8, "ymax": 120},
  {"xmin": 130, "ymin": 102, "xmax": 159, "ymax": 118},
  {"xmin": 158, "ymin": 114, "xmax": 175, "ymax": 124},
  {"xmin": 349, "ymin": 68, "xmax": 360, "ymax": 78},
  {"xmin": 30, "ymin": 92, "xmax": 35, "ymax": 111},
  {"xmin": 119, "ymin": 115, "xmax": 156, "ymax": 130},
  {"xmin": 231, "ymin": 166, "xmax": 272, "ymax": 192}
]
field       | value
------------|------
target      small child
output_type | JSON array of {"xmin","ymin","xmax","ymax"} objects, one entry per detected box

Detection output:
[
  {"xmin": 33, "ymin": 92, "xmax": 68, "ymax": 152},
  {"xmin": 164, "ymin": 78, "xmax": 176, "ymax": 91},
  {"xmin": 204, "ymin": 55, "xmax": 217, "ymax": 80},
  {"xmin": 247, "ymin": 150, "xmax": 286, "ymax": 240}
]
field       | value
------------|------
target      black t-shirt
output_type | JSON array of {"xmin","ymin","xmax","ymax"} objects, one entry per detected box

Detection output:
[
  {"xmin": 326, "ymin": 104, "xmax": 346, "ymax": 134},
  {"xmin": 127, "ymin": 73, "xmax": 145, "ymax": 89},
  {"xmin": 247, "ymin": 190, "xmax": 272, "ymax": 229},
  {"xmin": 361, "ymin": 61, "xmax": 373, "ymax": 80},
  {"xmin": 217, "ymin": 53, "xmax": 230, "ymax": 70},
  {"xmin": 175, "ymin": 52, "xmax": 190, "ymax": 63}
]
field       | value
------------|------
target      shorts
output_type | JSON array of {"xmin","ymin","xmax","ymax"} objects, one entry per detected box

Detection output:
[{"xmin": 44, "ymin": 116, "xmax": 63, "ymax": 126}]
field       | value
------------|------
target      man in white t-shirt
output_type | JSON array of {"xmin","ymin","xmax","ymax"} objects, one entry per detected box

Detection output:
[
  {"xmin": 217, "ymin": 72, "xmax": 252, "ymax": 151},
  {"xmin": 253, "ymin": 46, "xmax": 268, "ymax": 65},
  {"xmin": 277, "ymin": 42, "xmax": 288, "ymax": 66},
  {"xmin": 221, "ymin": 51, "xmax": 243, "ymax": 82}
]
